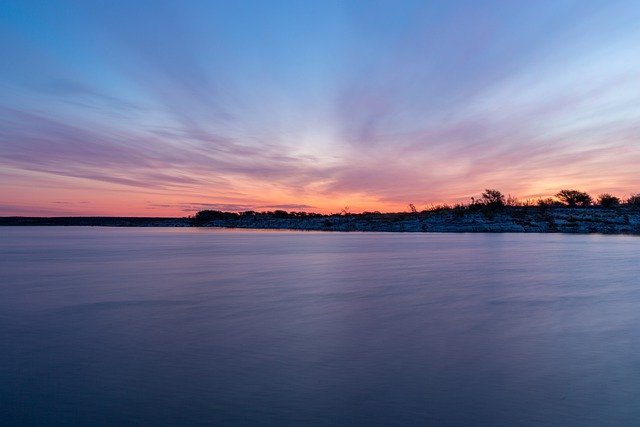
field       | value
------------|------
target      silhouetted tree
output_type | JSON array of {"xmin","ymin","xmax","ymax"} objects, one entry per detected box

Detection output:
[
  {"xmin": 481, "ymin": 189, "xmax": 505, "ymax": 207},
  {"xmin": 555, "ymin": 189, "xmax": 592, "ymax": 207},
  {"xmin": 597, "ymin": 194, "xmax": 620, "ymax": 208},
  {"xmin": 628, "ymin": 194, "xmax": 640, "ymax": 206},
  {"xmin": 408, "ymin": 203, "xmax": 417, "ymax": 213}
]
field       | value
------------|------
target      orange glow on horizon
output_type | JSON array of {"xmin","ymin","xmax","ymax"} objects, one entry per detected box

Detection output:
[{"xmin": 3, "ymin": 181, "xmax": 639, "ymax": 217}]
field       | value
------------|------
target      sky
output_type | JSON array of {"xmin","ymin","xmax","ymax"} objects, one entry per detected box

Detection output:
[{"xmin": 1, "ymin": 0, "xmax": 639, "ymax": 216}]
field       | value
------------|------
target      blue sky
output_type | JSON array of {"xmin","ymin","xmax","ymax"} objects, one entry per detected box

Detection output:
[{"xmin": 1, "ymin": 0, "xmax": 639, "ymax": 215}]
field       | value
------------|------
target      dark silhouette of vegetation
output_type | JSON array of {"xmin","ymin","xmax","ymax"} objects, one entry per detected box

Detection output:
[
  {"xmin": 597, "ymin": 194, "xmax": 620, "ymax": 208},
  {"xmin": 481, "ymin": 189, "xmax": 505, "ymax": 207},
  {"xmin": 188, "ymin": 189, "xmax": 639, "ymax": 225},
  {"xmin": 505, "ymin": 195, "xmax": 520, "ymax": 207},
  {"xmin": 537, "ymin": 197, "xmax": 563, "ymax": 208},
  {"xmin": 194, "ymin": 210, "xmax": 238, "ymax": 224},
  {"xmin": 179, "ymin": 189, "xmax": 639, "ymax": 234},
  {"xmin": 555, "ymin": 189, "xmax": 592, "ymax": 207},
  {"xmin": 4, "ymin": 187, "xmax": 639, "ymax": 234}
]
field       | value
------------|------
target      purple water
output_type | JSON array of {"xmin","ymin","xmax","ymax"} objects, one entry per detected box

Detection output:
[{"xmin": 1, "ymin": 227, "xmax": 639, "ymax": 426}]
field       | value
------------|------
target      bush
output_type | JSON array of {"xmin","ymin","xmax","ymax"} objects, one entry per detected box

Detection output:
[
  {"xmin": 555, "ymin": 189, "xmax": 592, "ymax": 207},
  {"xmin": 628, "ymin": 194, "xmax": 640, "ymax": 206},
  {"xmin": 505, "ymin": 195, "xmax": 520, "ymax": 206},
  {"xmin": 597, "ymin": 194, "xmax": 620, "ymax": 208},
  {"xmin": 482, "ymin": 189, "xmax": 505, "ymax": 207},
  {"xmin": 537, "ymin": 197, "xmax": 561, "ymax": 207}
]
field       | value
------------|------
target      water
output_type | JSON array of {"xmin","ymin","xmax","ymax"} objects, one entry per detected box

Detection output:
[{"xmin": 1, "ymin": 227, "xmax": 639, "ymax": 426}]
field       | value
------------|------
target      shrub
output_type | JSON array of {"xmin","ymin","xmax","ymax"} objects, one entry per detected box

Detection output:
[
  {"xmin": 555, "ymin": 189, "xmax": 592, "ymax": 207},
  {"xmin": 505, "ymin": 195, "xmax": 519, "ymax": 206},
  {"xmin": 482, "ymin": 189, "xmax": 505, "ymax": 207},
  {"xmin": 628, "ymin": 194, "xmax": 640, "ymax": 206},
  {"xmin": 597, "ymin": 194, "xmax": 620, "ymax": 208},
  {"xmin": 537, "ymin": 198, "xmax": 561, "ymax": 207}
]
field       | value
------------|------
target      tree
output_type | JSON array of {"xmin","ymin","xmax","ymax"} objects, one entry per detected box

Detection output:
[
  {"xmin": 481, "ymin": 189, "xmax": 505, "ymax": 207},
  {"xmin": 628, "ymin": 194, "xmax": 640, "ymax": 206},
  {"xmin": 597, "ymin": 194, "xmax": 620, "ymax": 208},
  {"xmin": 555, "ymin": 189, "xmax": 592, "ymax": 207}
]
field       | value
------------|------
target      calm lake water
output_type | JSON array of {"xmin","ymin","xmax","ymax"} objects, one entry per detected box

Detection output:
[{"xmin": 1, "ymin": 227, "xmax": 640, "ymax": 426}]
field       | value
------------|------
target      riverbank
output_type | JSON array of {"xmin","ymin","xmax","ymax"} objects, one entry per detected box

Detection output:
[{"xmin": 2, "ymin": 206, "xmax": 640, "ymax": 234}]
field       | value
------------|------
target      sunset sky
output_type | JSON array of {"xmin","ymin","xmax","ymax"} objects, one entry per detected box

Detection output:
[{"xmin": 1, "ymin": 1, "xmax": 639, "ymax": 216}]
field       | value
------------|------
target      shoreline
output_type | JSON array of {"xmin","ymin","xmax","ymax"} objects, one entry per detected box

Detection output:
[{"xmin": 2, "ymin": 206, "xmax": 640, "ymax": 235}]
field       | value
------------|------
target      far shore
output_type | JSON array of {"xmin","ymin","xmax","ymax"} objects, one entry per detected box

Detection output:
[{"xmin": 2, "ymin": 205, "xmax": 640, "ymax": 235}]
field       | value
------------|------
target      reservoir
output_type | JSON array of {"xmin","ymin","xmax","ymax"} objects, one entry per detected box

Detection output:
[{"xmin": 1, "ymin": 228, "xmax": 639, "ymax": 425}]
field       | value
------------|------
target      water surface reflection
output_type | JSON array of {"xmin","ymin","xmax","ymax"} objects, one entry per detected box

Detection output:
[{"xmin": 1, "ymin": 228, "xmax": 639, "ymax": 425}]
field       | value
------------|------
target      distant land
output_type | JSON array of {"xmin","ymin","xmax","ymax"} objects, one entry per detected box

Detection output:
[
  {"xmin": 3, "ymin": 205, "xmax": 640, "ymax": 235},
  {"xmin": 3, "ymin": 189, "xmax": 640, "ymax": 234}
]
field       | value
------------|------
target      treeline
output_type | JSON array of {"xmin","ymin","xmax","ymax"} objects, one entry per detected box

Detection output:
[
  {"xmin": 193, "ymin": 209, "xmax": 326, "ymax": 224},
  {"xmin": 194, "ymin": 189, "xmax": 640, "ymax": 222},
  {"xmin": 427, "ymin": 189, "xmax": 640, "ymax": 211}
]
